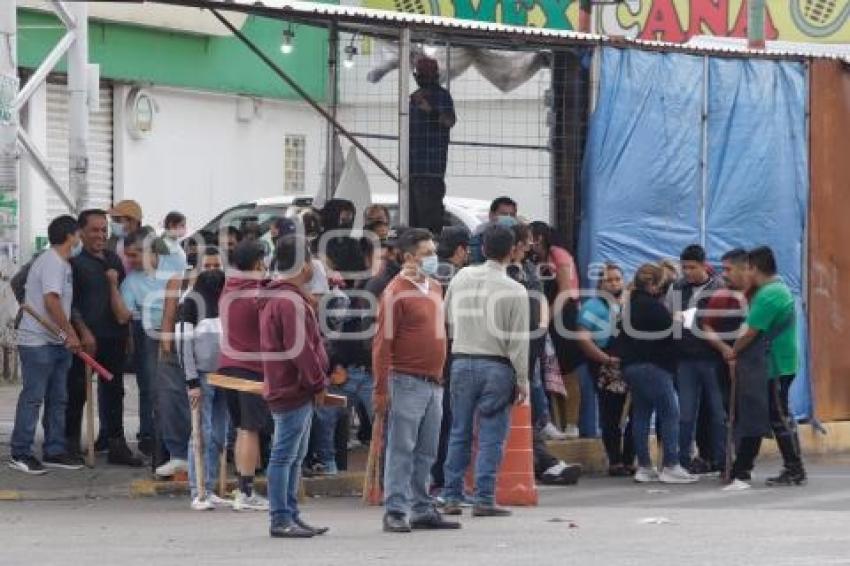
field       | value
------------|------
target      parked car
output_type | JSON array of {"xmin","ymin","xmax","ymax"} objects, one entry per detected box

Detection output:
[{"xmin": 189, "ymin": 193, "xmax": 491, "ymax": 245}]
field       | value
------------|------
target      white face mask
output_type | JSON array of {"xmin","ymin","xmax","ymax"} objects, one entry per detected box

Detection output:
[
  {"xmin": 421, "ymin": 255, "xmax": 439, "ymax": 276},
  {"xmin": 71, "ymin": 241, "xmax": 83, "ymax": 257},
  {"xmin": 111, "ymin": 221, "xmax": 126, "ymax": 239}
]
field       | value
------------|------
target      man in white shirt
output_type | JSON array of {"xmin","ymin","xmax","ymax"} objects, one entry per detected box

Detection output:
[
  {"xmin": 442, "ymin": 224, "xmax": 529, "ymax": 517},
  {"xmin": 10, "ymin": 216, "xmax": 84, "ymax": 474}
]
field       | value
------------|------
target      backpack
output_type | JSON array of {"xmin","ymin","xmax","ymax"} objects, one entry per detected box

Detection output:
[{"xmin": 9, "ymin": 252, "xmax": 43, "ymax": 328}]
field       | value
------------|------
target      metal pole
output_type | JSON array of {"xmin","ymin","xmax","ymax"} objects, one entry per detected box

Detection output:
[
  {"xmin": 699, "ymin": 55, "xmax": 708, "ymax": 249},
  {"xmin": 398, "ymin": 27, "xmax": 411, "ymax": 226},
  {"xmin": 68, "ymin": 1, "xmax": 89, "ymax": 210},
  {"xmin": 747, "ymin": 0, "xmax": 766, "ymax": 50},
  {"xmin": 0, "ymin": 1, "xmax": 19, "ymax": 274},
  {"xmin": 325, "ymin": 22, "xmax": 338, "ymax": 202}
]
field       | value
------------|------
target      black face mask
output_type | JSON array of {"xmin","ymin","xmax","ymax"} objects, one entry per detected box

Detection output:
[
  {"xmin": 611, "ymin": 289, "xmax": 624, "ymax": 299},
  {"xmin": 187, "ymin": 253, "xmax": 198, "ymax": 269}
]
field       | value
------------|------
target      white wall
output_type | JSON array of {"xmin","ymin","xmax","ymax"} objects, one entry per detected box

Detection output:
[{"xmin": 114, "ymin": 86, "xmax": 325, "ymax": 231}]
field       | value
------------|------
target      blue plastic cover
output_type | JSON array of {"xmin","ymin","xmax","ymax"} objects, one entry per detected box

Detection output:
[{"xmin": 580, "ymin": 48, "xmax": 811, "ymax": 418}]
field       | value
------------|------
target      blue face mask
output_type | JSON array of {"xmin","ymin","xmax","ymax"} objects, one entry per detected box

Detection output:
[
  {"xmin": 111, "ymin": 221, "xmax": 126, "ymax": 239},
  {"xmin": 421, "ymin": 255, "xmax": 439, "ymax": 276},
  {"xmin": 71, "ymin": 241, "xmax": 83, "ymax": 258}
]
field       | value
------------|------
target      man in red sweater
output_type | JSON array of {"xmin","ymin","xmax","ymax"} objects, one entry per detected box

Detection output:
[
  {"xmin": 260, "ymin": 234, "xmax": 329, "ymax": 538},
  {"xmin": 373, "ymin": 228, "xmax": 460, "ymax": 533}
]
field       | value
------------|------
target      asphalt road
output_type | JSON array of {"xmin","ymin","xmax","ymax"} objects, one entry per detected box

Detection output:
[{"xmin": 2, "ymin": 457, "xmax": 849, "ymax": 566}]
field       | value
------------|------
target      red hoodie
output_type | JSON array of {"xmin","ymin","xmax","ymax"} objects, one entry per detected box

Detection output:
[
  {"xmin": 218, "ymin": 276, "xmax": 264, "ymax": 375},
  {"xmin": 259, "ymin": 279, "xmax": 328, "ymax": 412}
]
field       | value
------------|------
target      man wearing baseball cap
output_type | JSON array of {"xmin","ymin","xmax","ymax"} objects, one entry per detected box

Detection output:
[{"xmin": 108, "ymin": 200, "xmax": 144, "ymax": 273}]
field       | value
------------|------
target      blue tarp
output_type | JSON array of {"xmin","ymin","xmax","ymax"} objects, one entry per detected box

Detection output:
[{"xmin": 580, "ymin": 48, "xmax": 812, "ymax": 419}]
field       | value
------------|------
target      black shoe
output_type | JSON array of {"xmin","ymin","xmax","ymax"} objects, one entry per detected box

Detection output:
[
  {"xmin": 410, "ymin": 513, "xmax": 462, "ymax": 530},
  {"xmin": 383, "ymin": 513, "xmax": 412, "ymax": 533},
  {"xmin": 441, "ymin": 502, "xmax": 463, "ymax": 516},
  {"xmin": 607, "ymin": 465, "xmax": 632, "ymax": 478},
  {"xmin": 8, "ymin": 455, "xmax": 47, "ymax": 475},
  {"xmin": 137, "ymin": 437, "xmax": 154, "ymax": 458},
  {"xmin": 766, "ymin": 468, "xmax": 807, "ymax": 487},
  {"xmin": 43, "ymin": 453, "xmax": 85, "ymax": 470},
  {"xmin": 270, "ymin": 521, "xmax": 315, "ymax": 539},
  {"xmin": 94, "ymin": 435, "xmax": 109, "ymax": 454},
  {"xmin": 687, "ymin": 458, "xmax": 712, "ymax": 475},
  {"xmin": 541, "ymin": 462, "xmax": 582, "ymax": 485},
  {"xmin": 295, "ymin": 518, "xmax": 329, "ymax": 536},
  {"xmin": 107, "ymin": 439, "xmax": 144, "ymax": 468},
  {"xmin": 472, "ymin": 505, "xmax": 512, "ymax": 517}
]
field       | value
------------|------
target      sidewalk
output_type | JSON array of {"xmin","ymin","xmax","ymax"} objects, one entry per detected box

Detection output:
[{"xmin": 0, "ymin": 381, "xmax": 367, "ymax": 501}]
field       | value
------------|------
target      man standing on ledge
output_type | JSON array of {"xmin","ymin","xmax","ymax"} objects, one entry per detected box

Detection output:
[
  {"xmin": 442, "ymin": 224, "xmax": 529, "ymax": 517},
  {"xmin": 409, "ymin": 56, "xmax": 456, "ymax": 236}
]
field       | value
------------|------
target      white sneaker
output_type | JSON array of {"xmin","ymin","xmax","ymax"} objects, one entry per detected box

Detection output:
[
  {"xmin": 232, "ymin": 490, "xmax": 269, "ymax": 512},
  {"xmin": 208, "ymin": 493, "xmax": 233, "ymax": 508},
  {"xmin": 191, "ymin": 497, "xmax": 214, "ymax": 511},
  {"xmin": 541, "ymin": 422, "xmax": 570, "ymax": 441},
  {"xmin": 562, "ymin": 425, "xmax": 580, "ymax": 439},
  {"xmin": 722, "ymin": 479, "xmax": 752, "ymax": 492},
  {"xmin": 634, "ymin": 467, "xmax": 660, "ymax": 483},
  {"xmin": 659, "ymin": 465, "xmax": 699, "ymax": 484},
  {"xmin": 155, "ymin": 458, "xmax": 189, "ymax": 478}
]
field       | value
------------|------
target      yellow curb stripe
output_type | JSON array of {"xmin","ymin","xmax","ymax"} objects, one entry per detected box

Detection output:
[{"xmin": 0, "ymin": 490, "xmax": 21, "ymax": 501}]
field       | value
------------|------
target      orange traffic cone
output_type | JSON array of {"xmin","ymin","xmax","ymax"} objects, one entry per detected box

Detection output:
[{"xmin": 495, "ymin": 403, "xmax": 537, "ymax": 506}]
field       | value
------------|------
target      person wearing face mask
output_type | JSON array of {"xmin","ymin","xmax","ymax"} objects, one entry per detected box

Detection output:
[
  {"xmin": 619, "ymin": 264, "xmax": 697, "ymax": 485},
  {"xmin": 409, "ymin": 56, "xmax": 455, "ymax": 236},
  {"xmin": 577, "ymin": 262, "xmax": 634, "ymax": 477},
  {"xmin": 159, "ymin": 211, "xmax": 189, "ymax": 274},
  {"xmin": 372, "ymin": 228, "xmax": 458, "ymax": 533},
  {"xmin": 9, "ymin": 216, "xmax": 85, "ymax": 475},
  {"xmin": 469, "ymin": 197, "xmax": 518, "ymax": 265},
  {"xmin": 107, "ymin": 200, "xmax": 145, "ymax": 273}
]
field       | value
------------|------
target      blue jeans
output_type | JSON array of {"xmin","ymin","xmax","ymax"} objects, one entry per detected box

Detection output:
[
  {"xmin": 443, "ymin": 358, "xmax": 514, "ymax": 507},
  {"xmin": 156, "ymin": 348, "xmax": 191, "ymax": 460},
  {"xmin": 267, "ymin": 402, "xmax": 313, "ymax": 526},
  {"xmin": 529, "ymin": 360, "xmax": 549, "ymax": 430},
  {"xmin": 132, "ymin": 321, "xmax": 155, "ymax": 440},
  {"xmin": 188, "ymin": 373, "xmax": 228, "ymax": 498},
  {"xmin": 384, "ymin": 373, "xmax": 443, "ymax": 518},
  {"xmin": 677, "ymin": 359, "xmax": 727, "ymax": 467},
  {"xmin": 623, "ymin": 363, "xmax": 680, "ymax": 469},
  {"xmin": 315, "ymin": 367, "xmax": 374, "ymax": 471},
  {"xmin": 12, "ymin": 345, "xmax": 73, "ymax": 458},
  {"xmin": 578, "ymin": 363, "xmax": 600, "ymax": 437}
]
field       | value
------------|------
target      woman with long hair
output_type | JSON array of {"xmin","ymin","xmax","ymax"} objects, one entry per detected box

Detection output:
[{"xmin": 619, "ymin": 264, "xmax": 697, "ymax": 484}]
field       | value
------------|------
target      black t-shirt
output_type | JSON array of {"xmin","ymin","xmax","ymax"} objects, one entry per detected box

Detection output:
[
  {"xmin": 620, "ymin": 290, "xmax": 677, "ymax": 374},
  {"xmin": 71, "ymin": 249, "xmax": 128, "ymax": 339}
]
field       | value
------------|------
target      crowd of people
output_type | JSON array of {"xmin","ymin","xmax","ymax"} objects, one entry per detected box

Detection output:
[{"xmin": 8, "ymin": 191, "xmax": 805, "ymax": 539}]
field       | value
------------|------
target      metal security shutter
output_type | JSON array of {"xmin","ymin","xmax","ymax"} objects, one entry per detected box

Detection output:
[{"xmin": 46, "ymin": 78, "xmax": 113, "ymax": 219}]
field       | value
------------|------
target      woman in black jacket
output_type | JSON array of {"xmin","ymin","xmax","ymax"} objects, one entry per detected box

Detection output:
[{"xmin": 620, "ymin": 263, "xmax": 697, "ymax": 485}]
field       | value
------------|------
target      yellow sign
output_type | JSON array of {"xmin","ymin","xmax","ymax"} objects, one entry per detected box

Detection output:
[{"xmin": 363, "ymin": 0, "xmax": 850, "ymax": 43}]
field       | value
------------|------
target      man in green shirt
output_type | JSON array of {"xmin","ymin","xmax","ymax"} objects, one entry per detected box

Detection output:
[{"xmin": 730, "ymin": 246, "xmax": 805, "ymax": 487}]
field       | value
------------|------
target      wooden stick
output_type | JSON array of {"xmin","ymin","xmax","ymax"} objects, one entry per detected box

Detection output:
[
  {"xmin": 85, "ymin": 365, "xmax": 95, "ymax": 468},
  {"xmin": 363, "ymin": 412, "xmax": 385, "ymax": 506},
  {"xmin": 191, "ymin": 399, "xmax": 206, "ymax": 500},
  {"xmin": 724, "ymin": 362, "xmax": 738, "ymax": 483},
  {"xmin": 206, "ymin": 373, "xmax": 347, "ymax": 407}
]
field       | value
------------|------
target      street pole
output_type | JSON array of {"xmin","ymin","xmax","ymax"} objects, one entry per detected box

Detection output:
[
  {"xmin": 68, "ymin": 1, "xmax": 89, "ymax": 210},
  {"xmin": 325, "ymin": 22, "xmax": 338, "ymax": 202},
  {"xmin": 748, "ymin": 0, "xmax": 766, "ymax": 49},
  {"xmin": 398, "ymin": 27, "xmax": 411, "ymax": 226},
  {"xmin": 0, "ymin": 1, "xmax": 19, "ymax": 274}
]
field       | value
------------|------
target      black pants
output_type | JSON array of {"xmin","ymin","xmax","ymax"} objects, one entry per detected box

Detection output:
[
  {"xmin": 733, "ymin": 375, "xmax": 803, "ymax": 478},
  {"xmin": 410, "ymin": 176, "xmax": 446, "ymax": 236},
  {"xmin": 66, "ymin": 335, "xmax": 128, "ymax": 444},
  {"xmin": 597, "ymin": 387, "xmax": 635, "ymax": 468}
]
